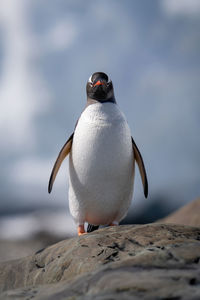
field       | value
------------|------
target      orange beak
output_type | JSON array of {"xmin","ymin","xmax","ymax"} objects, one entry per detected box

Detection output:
[{"xmin": 93, "ymin": 80, "xmax": 104, "ymax": 87}]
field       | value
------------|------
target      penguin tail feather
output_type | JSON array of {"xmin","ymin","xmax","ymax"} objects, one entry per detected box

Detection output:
[{"xmin": 87, "ymin": 224, "xmax": 99, "ymax": 233}]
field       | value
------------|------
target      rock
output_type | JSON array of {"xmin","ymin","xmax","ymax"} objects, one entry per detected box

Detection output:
[
  {"xmin": 0, "ymin": 224, "xmax": 200, "ymax": 299},
  {"xmin": 159, "ymin": 198, "xmax": 200, "ymax": 227}
]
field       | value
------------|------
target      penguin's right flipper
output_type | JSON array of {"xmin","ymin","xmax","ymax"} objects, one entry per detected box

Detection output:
[
  {"xmin": 48, "ymin": 133, "xmax": 74, "ymax": 193},
  {"xmin": 87, "ymin": 224, "xmax": 99, "ymax": 233}
]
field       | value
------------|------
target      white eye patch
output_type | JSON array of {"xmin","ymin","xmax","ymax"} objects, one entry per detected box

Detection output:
[
  {"xmin": 88, "ymin": 74, "xmax": 111, "ymax": 84},
  {"xmin": 88, "ymin": 75, "xmax": 93, "ymax": 83}
]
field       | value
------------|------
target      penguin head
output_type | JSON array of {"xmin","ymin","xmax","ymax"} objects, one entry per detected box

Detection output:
[{"xmin": 86, "ymin": 72, "xmax": 115, "ymax": 102}]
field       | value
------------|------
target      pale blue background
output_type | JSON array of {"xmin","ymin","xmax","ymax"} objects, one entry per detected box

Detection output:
[{"xmin": 0, "ymin": 0, "xmax": 200, "ymax": 230}]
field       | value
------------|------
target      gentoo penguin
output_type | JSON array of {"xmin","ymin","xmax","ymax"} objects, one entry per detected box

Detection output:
[{"xmin": 48, "ymin": 72, "xmax": 148, "ymax": 236}]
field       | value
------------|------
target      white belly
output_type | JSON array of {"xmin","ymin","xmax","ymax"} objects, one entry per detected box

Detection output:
[{"xmin": 68, "ymin": 102, "xmax": 134, "ymax": 225}]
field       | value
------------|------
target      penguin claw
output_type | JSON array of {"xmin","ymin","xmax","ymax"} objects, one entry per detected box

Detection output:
[{"xmin": 78, "ymin": 224, "xmax": 86, "ymax": 236}]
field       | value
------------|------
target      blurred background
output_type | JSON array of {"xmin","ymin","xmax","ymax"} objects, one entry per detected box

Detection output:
[{"xmin": 0, "ymin": 0, "xmax": 200, "ymax": 260}]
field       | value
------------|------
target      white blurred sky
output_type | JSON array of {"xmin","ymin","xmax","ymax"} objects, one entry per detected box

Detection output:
[{"xmin": 0, "ymin": 0, "xmax": 200, "ymax": 218}]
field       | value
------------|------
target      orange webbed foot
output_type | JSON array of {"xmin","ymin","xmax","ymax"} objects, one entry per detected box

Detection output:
[{"xmin": 78, "ymin": 224, "xmax": 86, "ymax": 236}]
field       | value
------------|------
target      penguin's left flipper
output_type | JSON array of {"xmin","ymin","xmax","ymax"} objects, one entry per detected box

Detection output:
[
  {"xmin": 132, "ymin": 137, "xmax": 148, "ymax": 198},
  {"xmin": 48, "ymin": 133, "xmax": 74, "ymax": 193}
]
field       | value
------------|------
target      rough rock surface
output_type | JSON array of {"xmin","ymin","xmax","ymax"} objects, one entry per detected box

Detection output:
[
  {"xmin": 159, "ymin": 198, "xmax": 200, "ymax": 227},
  {"xmin": 0, "ymin": 224, "xmax": 200, "ymax": 300}
]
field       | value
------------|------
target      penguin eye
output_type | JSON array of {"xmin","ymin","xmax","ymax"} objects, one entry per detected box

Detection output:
[{"xmin": 88, "ymin": 75, "xmax": 93, "ymax": 84}]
